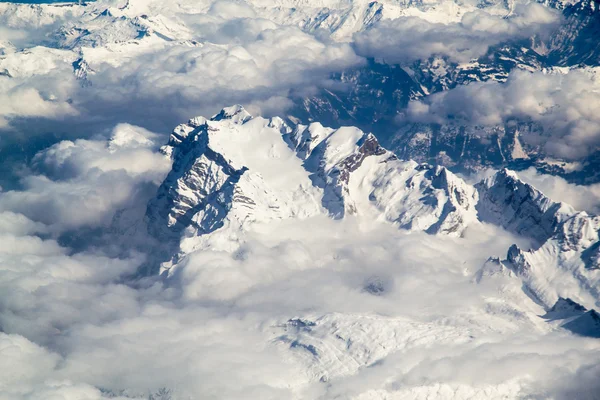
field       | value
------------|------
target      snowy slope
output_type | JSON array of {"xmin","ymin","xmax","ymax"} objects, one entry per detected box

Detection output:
[
  {"xmin": 0, "ymin": 0, "xmax": 525, "ymax": 78},
  {"xmin": 476, "ymin": 169, "xmax": 576, "ymax": 247},
  {"xmin": 147, "ymin": 108, "xmax": 600, "ymax": 320},
  {"xmin": 3, "ymin": 1, "xmax": 600, "ymax": 399},
  {"xmin": 476, "ymin": 170, "xmax": 600, "ymax": 311},
  {"xmin": 146, "ymin": 105, "xmax": 479, "ymax": 270},
  {"xmin": 2, "ymin": 0, "xmax": 597, "ymax": 184}
]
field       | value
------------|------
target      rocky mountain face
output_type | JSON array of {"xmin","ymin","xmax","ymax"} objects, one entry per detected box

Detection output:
[
  {"xmin": 475, "ymin": 169, "xmax": 576, "ymax": 247},
  {"xmin": 3, "ymin": 2, "xmax": 600, "ymax": 397},
  {"xmin": 291, "ymin": 59, "xmax": 425, "ymax": 140},
  {"xmin": 475, "ymin": 168, "xmax": 600, "ymax": 311},
  {"xmin": 3, "ymin": 0, "xmax": 598, "ymax": 335},
  {"xmin": 547, "ymin": 0, "xmax": 600, "ymax": 66},
  {"xmin": 146, "ymin": 107, "xmax": 600, "ymax": 337},
  {"xmin": 290, "ymin": 43, "xmax": 546, "ymax": 146},
  {"xmin": 290, "ymin": 60, "xmax": 546, "ymax": 177}
]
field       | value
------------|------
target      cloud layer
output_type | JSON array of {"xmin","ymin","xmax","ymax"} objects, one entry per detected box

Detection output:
[
  {"xmin": 1, "ymin": 202, "xmax": 599, "ymax": 399},
  {"xmin": 517, "ymin": 167, "xmax": 600, "ymax": 214},
  {"xmin": 0, "ymin": 124, "xmax": 170, "ymax": 233},
  {"xmin": 404, "ymin": 69, "xmax": 600, "ymax": 160},
  {"xmin": 1, "ymin": 1, "xmax": 600, "ymax": 399},
  {"xmin": 353, "ymin": 3, "xmax": 559, "ymax": 64}
]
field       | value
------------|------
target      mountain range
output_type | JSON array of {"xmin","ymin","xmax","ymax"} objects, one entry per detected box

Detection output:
[{"xmin": 144, "ymin": 105, "xmax": 600, "ymax": 339}]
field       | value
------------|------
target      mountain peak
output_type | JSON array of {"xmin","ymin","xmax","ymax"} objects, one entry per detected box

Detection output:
[
  {"xmin": 545, "ymin": 297, "xmax": 587, "ymax": 318},
  {"xmin": 211, "ymin": 105, "xmax": 252, "ymax": 124},
  {"xmin": 563, "ymin": 309, "xmax": 600, "ymax": 338},
  {"xmin": 146, "ymin": 110, "xmax": 600, "ymax": 315},
  {"xmin": 145, "ymin": 107, "xmax": 484, "ymax": 270},
  {"xmin": 476, "ymin": 168, "xmax": 575, "ymax": 247}
]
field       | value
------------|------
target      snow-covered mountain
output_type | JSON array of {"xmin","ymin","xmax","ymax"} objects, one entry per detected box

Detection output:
[
  {"xmin": 476, "ymin": 169, "xmax": 600, "ymax": 311},
  {"xmin": 286, "ymin": 0, "xmax": 600, "ymax": 182},
  {"xmin": 146, "ymin": 106, "xmax": 600, "ymax": 325},
  {"xmin": 2, "ymin": 0, "xmax": 599, "ymax": 345},
  {"xmin": 146, "ymin": 105, "xmax": 479, "ymax": 270},
  {"xmin": 3, "ymin": 1, "xmax": 600, "ymax": 399}
]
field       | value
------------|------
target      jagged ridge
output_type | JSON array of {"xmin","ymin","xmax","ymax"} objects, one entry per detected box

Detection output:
[
  {"xmin": 146, "ymin": 108, "xmax": 600, "ymax": 331},
  {"xmin": 146, "ymin": 105, "xmax": 480, "ymax": 268}
]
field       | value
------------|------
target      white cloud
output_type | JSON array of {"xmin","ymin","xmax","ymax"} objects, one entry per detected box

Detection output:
[
  {"xmin": 0, "ymin": 85, "xmax": 77, "ymax": 129},
  {"xmin": 78, "ymin": 24, "xmax": 362, "ymax": 125},
  {"xmin": 353, "ymin": 3, "xmax": 559, "ymax": 64},
  {"xmin": 0, "ymin": 2, "xmax": 599, "ymax": 399},
  {"xmin": 0, "ymin": 46, "xmax": 80, "ymax": 134},
  {"xmin": 0, "ymin": 332, "xmax": 135, "ymax": 400},
  {"xmin": 0, "ymin": 212, "xmax": 597, "ymax": 399},
  {"xmin": 0, "ymin": 118, "xmax": 597, "ymax": 398},
  {"xmin": 404, "ymin": 69, "xmax": 600, "ymax": 160},
  {"xmin": 0, "ymin": 1, "xmax": 363, "ymax": 143},
  {"xmin": 0, "ymin": 211, "xmax": 48, "ymax": 236},
  {"xmin": 0, "ymin": 124, "xmax": 170, "ymax": 232}
]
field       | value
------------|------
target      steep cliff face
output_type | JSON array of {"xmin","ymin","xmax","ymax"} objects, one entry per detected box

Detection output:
[
  {"xmin": 288, "ymin": 0, "xmax": 600, "ymax": 183},
  {"xmin": 3, "ymin": 0, "xmax": 598, "ymax": 184},
  {"xmin": 475, "ymin": 169, "xmax": 575, "ymax": 247},
  {"xmin": 547, "ymin": 0, "xmax": 600, "ymax": 66},
  {"xmin": 473, "ymin": 170, "xmax": 600, "ymax": 311},
  {"xmin": 133, "ymin": 103, "xmax": 600, "ymax": 396},
  {"xmin": 4, "ymin": 1, "xmax": 600, "ymax": 398},
  {"xmin": 146, "ymin": 105, "xmax": 324, "ymax": 260}
]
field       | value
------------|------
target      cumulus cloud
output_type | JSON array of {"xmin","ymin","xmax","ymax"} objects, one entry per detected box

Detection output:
[
  {"xmin": 0, "ymin": 0, "xmax": 363, "ymax": 191},
  {"xmin": 0, "ymin": 124, "xmax": 170, "ymax": 233},
  {"xmin": 0, "ymin": 111, "xmax": 597, "ymax": 398},
  {"xmin": 0, "ymin": 2, "xmax": 77, "ymax": 48},
  {"xmin": 0, "ymin": 232, "xmax": 142, "ymax": 400},
  {"xmin": 353, "ymin": 3, "xmax": 559, "ymax": 64},
  {"xmin": 0, "ymin": 0, "xmax": 363, "ymax": 135},
  {"xmin": 78, "ymin": 25, "xmax": 362, "ymax": 127},
  {"xmin": 403, "ymin": 69, "xmax": 600, "ymax": 160},
  {"xmin": 0, "ymin": 46, "xmax": 81, "ymax": 160},
  {"xmin": 0, "ymin": 80, "xmax": 77, "ymax": 129},
  {"xmin": 0, "ymin": 209, "xmax": 598, "ymax": 399},
  {"xmin": 0, "ymin": 211, "xmax": 48, "ymax": 236},
  {"xmin": 181, "ymin": 0, "xmax": 275, "ymax": 45},
  {"xmin": 542, "ymin": 362, "xmax": 600, "ymax": 400}
]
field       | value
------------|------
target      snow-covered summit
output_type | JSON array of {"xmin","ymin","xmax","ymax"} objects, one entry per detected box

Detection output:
[
  {"xmin": 476, "ymin": 168, "xmax": 576, "ymax": 247},
  {"xmin": 146, "ymin": 105, "xmax": 480, "ymax": 268}
]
